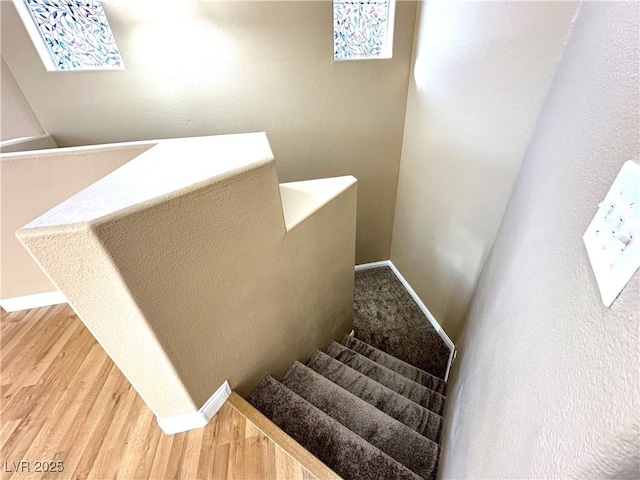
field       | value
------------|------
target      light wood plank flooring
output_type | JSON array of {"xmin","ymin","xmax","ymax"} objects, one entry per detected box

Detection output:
[{"xmin": 0, "ymin": 304, "xmax": 319, "ymax": 479}]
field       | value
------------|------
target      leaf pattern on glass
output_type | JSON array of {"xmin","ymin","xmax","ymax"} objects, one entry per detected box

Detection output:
[
  {"xmin": 25, "ymin": 0, "xmax": 124, "ymax": 70},
  {"xmin": 334, "ymin": 1, "xmax": 390, "ymax": 60}
]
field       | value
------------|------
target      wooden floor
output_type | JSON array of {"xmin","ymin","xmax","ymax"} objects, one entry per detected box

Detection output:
[{"xmin": 0, "ymin": 304, "xmax": 319, "ymax": 479}]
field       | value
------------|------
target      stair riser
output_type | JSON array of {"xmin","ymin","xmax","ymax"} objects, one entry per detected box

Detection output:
[
  {"xmin": 281, "ymin": 362, "xmax": 440, "ymax": 480},
  {"xmin": 342, "ymin": 335, "xmax": 447, "ymax": 394},
  {"xmin": 307, "ymin": 351, "xmax": 443, "ymax": 443},
  {"xmin": 247, "ymin": 376, "xmax": 424, "ymax": 480},
  {"xmin": 327, "ymin": 342, "xmax": 447, "ymax": 415}
]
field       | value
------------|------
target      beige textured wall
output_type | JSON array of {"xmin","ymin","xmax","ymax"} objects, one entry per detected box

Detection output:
[
  {"xmin": 18, "ymin": 134, "xmax": 357, "ymax": 420},
  {"xmin": 1, "ymin": 1, "xmax": 416, "ymax": 263},
  {"xmin": 390, "ymin": 1, "xmax": 579, "ymax": 340},
  {"xmin": 440, "ymin": 2, "xmax": 639, "ymax": 478},
  {"xmin": 1, "ymin": 142, "xmax": 155, "ymax": 299},
  {"xmin": 0, "ymin": 55, "xmax": 43, "ymax": 141}
]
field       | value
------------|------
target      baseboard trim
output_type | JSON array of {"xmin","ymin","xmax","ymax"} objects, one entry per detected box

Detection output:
[
  {"xmin": 0, "ymin": 291, "xmax": 67, "ymax": 312},
  {"xmin": 0, "ymin": 133, "xmax": 57, "ymax": 153},
  {"xmin": 354, "ymin": 260, "xmax": 457, "ymax": 382},
  {"xmin": 157, "ymin": 381, "xmax": 231, "ymax": 435},
  {"xmin": 354, "ymin": 260, "xmax": 391, "ymax": 271}
]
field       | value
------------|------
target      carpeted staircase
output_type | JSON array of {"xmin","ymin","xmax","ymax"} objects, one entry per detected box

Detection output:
[{"xmin": 247, "ymin": 334, "xmax": 446, "ymax": 480}]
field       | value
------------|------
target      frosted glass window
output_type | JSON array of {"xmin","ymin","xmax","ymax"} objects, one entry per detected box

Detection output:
[
  {"xmin": 333, "ymin": 0, "xmax": 395, "ymax": 60},
  {"xmin": 22, "ymin": 0, "xmax": 124, "ymax": 71}
]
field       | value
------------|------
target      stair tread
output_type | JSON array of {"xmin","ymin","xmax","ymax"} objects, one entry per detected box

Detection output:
[
  {"xmin": 281, "ymin": 361, "xmax": 439, "ymax": 480},
  {"xmin": 307, "ymin": 350, "xmax": 443, "ymax": 443},
  {"xmin": 247, "ymin": 375, "xmax": 424, "ymax": 480},
  {"xmin": 342, "ymin": 335, "xmax": 446, "ymax": 393},
  {"xmin": 326, "ymin": 341, "xmax": 446, "ymax": 416}
]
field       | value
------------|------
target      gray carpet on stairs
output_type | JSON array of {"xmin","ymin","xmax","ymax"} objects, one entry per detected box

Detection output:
[
  {"xmin": 354, "ymin": 267, "xmax": 450, "ymax": 379},
  {"xmin": 342, "ymin": 335, "xmax": 447, "ymax": 394},
  {"xmin": 326, "ymin": 341, "xmax": 446, "ymax": 415},
  {"xmin": 247, "ymin": 376, "xmax": 423, "ymax": 480},
  {"xmin": 281, "ymin": 361, "xmax": 440, "ymax": 480},
  {"xmin": 306, "ymin": 350, "xmax": 443, "ymax": 442},
  {"xmin": 246, "ymin": 266, "xmax": 453, "ymax": 479}
]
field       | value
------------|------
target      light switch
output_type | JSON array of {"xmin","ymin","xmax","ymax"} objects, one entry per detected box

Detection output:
[{"xmin": 583, "ymin": 160, "xmax": 640, "ymax": 307}]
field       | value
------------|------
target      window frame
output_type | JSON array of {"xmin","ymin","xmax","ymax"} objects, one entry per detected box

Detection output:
[
  {"xmin": 333, "ymin": 0, "xmax": 396, "ymax": 61},
  {"xmin": 11, "ymin": 0, "xmax": 125, "ymax": 72}
]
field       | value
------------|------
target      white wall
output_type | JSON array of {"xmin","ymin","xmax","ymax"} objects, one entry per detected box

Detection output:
[
  {"xmin": 440, "ymin": 2, "xmax": 639, "ymax": 478},
  {"xmin": 0, "ymin": 1, "xmax": 417, "ymax": 264},
  {"xmin": 1, "ymin": 142, "xmax": 155, "ymax": 299},
  {"xmin": 390, "ymin": 1, "xmax": 579, "ymax": 340},
  {"xmin": 0, "ymin": 55, "xmax": 43, "ymax": 141}
]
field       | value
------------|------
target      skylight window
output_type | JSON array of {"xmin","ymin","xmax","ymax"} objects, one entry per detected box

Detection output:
[
  {"xmin": 333, "ymin": 0, "xmax": 395, "ymax": 60},
  {"xmin": 14, "ymin": 0, "xmax": 124, "ymax": 71}
]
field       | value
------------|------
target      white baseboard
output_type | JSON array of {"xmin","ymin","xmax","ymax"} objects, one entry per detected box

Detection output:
[
  {"xmin": 157, "ymin": 381, "xmax": 231, "ymax": 435},
  {"xmin": 354, "ymin": 260, "xmax": 391, "ymax": 271},
  {"xmin": 354, "ymin": 260, "xmax": 456, "ymax": 382},
  {"xmin": 0, "ymin": 291, "xmax": 67, "ymax": 312}
]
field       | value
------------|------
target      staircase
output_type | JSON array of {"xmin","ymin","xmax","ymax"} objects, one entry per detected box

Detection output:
[{"xmin": 247, "ymin": 334, "xmax": 446, "ymax": 480}]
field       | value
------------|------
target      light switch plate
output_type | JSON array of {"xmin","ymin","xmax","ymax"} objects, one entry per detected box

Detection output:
[{"xmin": 583, "ymin": 160, "xmax": 640, "ymax": 307}]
